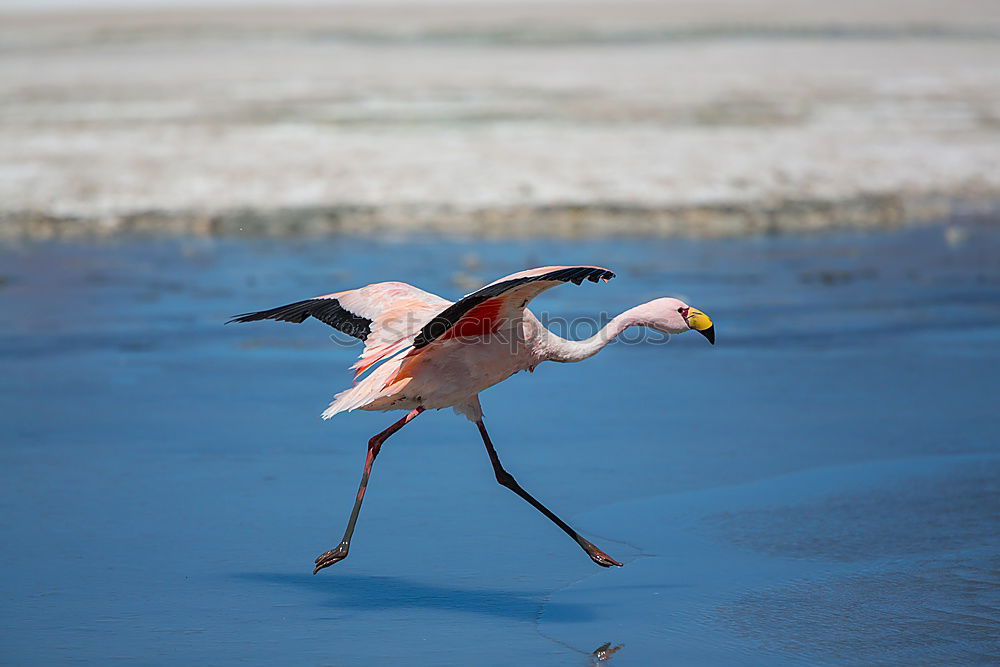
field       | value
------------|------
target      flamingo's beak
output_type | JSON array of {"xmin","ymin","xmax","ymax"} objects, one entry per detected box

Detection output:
[{"xmin": 686, "ymin": 308, "xmax": 715, "ymax": 345}]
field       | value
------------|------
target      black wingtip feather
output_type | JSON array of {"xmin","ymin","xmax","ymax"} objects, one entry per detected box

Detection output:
[{"xmin": 226, "ymin": 297, "xmax": 372, "ymax": 340}]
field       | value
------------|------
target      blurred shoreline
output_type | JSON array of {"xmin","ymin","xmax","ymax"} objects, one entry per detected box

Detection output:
[
  {"xmin": 3, "ymin": 1, "xmax": 1000, "ymax": 238},
  {"xmin": 5, "ymin": 193, "xmax": 1000, "ymax": 240}
]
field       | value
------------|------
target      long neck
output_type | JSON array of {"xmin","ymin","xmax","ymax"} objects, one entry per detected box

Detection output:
[{"xmin": 539, "ymin": 307, "xmax": 648, "ymax": 364}]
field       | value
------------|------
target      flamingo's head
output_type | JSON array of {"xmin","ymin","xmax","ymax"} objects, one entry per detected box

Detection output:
[{"xmin": 637, "ymin": 297, "xmax": 715, "ymax": 344}]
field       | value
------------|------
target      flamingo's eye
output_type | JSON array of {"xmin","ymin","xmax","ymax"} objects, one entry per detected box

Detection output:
[{"xmin": 677, "ymin": 307, "xmax": 685, "ymax": 313}]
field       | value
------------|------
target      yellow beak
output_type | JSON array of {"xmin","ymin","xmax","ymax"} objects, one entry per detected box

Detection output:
[{"xmin": 686, "ymin": 308, "xmax": 715, "ymax": 345}]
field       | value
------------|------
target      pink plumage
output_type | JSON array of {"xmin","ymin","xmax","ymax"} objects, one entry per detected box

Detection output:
[{"xmin": 229, "ymin": 265, "xmax": 714, "ymax": 572}]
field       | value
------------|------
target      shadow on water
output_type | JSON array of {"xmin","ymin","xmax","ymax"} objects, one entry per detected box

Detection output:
[{"xmin": 235, "ymin": 572, "xmax": 596, "ymax": 622}]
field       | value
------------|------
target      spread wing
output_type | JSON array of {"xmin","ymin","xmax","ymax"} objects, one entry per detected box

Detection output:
[
  {"xmin": 229, "ymin": 267, "xmax": 614, "ymax": 383},
  {"xmin": 228, "ymin": 281, "xmax": 451, "ymax": 375},
  {"xmin": 412, "ymin": 265, "xmax": 615, "ymax": 349}
]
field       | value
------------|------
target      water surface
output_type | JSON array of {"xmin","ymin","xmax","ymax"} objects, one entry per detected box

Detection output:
[{"xmin": 1, "ymin": 223, "xmax": 998, "ymax": 664}]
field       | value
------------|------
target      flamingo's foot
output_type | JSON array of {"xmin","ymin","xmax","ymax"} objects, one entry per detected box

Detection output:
[
  {"xmin": 313, "ymin": 543, "xmax": 349, "ymax": 574},
  {"xmin": 585, "ymin": 546, "xmax": 623, "ymax": 568}
]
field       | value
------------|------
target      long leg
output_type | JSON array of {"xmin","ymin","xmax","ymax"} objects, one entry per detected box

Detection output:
[
  {"xmin": 313, "ymin": 407, "xmax": 423, "ymax": 573},
  {"xmin": 475, "ymin": 419, "xmax": 622, "ymax": 568}
]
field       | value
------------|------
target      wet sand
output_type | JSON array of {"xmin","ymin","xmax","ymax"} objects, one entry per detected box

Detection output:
[
  {"xmin": 1, "ymin": 222, "xmax": 998, "ymax": 663},
  {"xmin": 3, "ymin": 1, "xmax": 1000, "ymax": 238}
]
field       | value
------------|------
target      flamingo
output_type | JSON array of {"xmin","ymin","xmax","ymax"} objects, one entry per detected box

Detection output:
[{"xmin": 229, "ymin": 266, "xmax": 714, "ymax": 572}]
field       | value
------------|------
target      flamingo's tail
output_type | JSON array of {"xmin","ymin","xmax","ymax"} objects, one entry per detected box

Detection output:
[{"xmin": 321, "ymin": 357, "xmax": 411, "ymax": 419}]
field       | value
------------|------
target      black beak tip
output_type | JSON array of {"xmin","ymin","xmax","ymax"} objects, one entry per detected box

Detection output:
[{"xmin": 698, "ymin": 325, "xmax": 715, "ymax": 345}]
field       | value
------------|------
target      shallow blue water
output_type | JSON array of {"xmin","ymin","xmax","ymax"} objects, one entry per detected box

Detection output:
[{"xmin": 1, "ymin": 223, "xmax": 998, "ymax": 664}]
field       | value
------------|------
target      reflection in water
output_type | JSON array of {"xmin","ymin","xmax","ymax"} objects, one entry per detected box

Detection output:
[
  {"xmin": 236, "ymin": 572, "xmax": 594, "ymax": 622},
  {"xmin": 240, "ymin": 573, "xmax": 629, "ymax": 661},
  {"xmin": 591, "ymin": 642, "xmax": 624, "ymax": 662}
]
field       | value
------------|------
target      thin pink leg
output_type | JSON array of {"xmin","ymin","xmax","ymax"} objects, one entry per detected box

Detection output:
[{"xmin": 313, "ymin": 407, "xmax": 423, "ymax": 574}]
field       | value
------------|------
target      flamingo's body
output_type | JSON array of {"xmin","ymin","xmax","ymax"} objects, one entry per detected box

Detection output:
[{"xmin": 230, "ymin": 265, "xmax": 714, "ymax": 572}]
